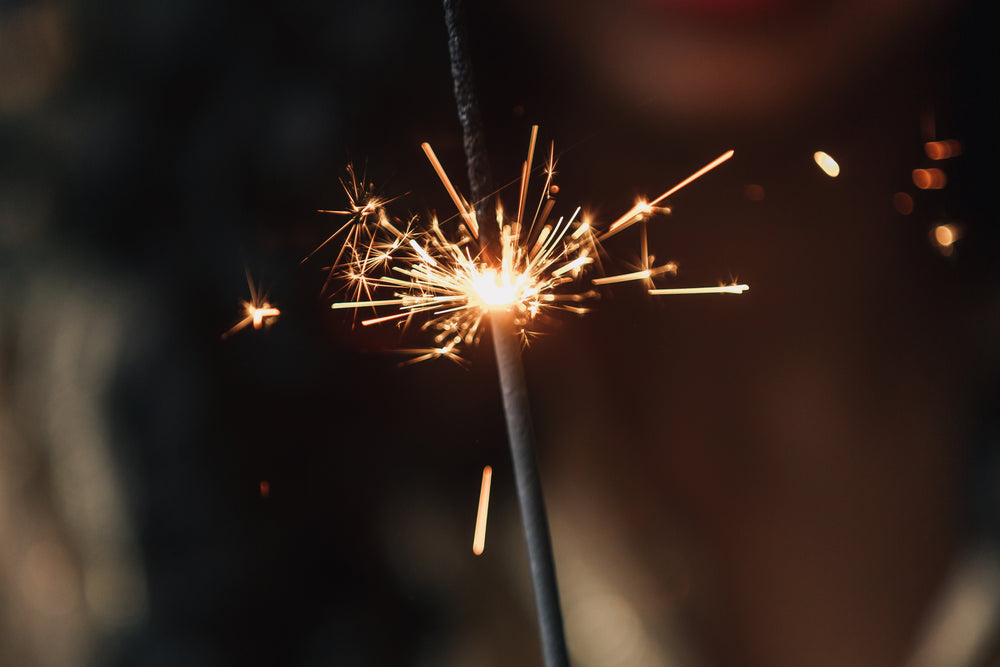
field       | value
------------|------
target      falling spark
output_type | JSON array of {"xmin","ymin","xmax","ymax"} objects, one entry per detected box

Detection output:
[
  {"xmin": 222, "ymin": 267, "xmax": 280, "ymax": 339},
  {"xmin": 813, "ymin": 151, "xmax": 840, "ymax": 178},
  {"xmin": 320, "ymin": 127, "xmax": 744, "ymax": 362},
  {"xmin": 473, "ymin": 465, "xmax": 493, "ymax": 555}
]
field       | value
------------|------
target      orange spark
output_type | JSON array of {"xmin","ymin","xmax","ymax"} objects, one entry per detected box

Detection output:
[
  {"xmin": 599, "ymin": 150, "xmax": 734, "ymax": 241},
  {"xmin": 222, "ymin": 268, "xmax": 280, "ymax": 339},
  {"xmin": 473, "ymin": 465, "xmax": 493, "ymax": 556}
]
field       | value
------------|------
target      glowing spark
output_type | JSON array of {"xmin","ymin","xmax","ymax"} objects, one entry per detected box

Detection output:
[
  {"xmin": 593, "ymin": 263, "xmax": 677, "ymax": 285},
  {"xmin": 222, "ymin": 267, "xmax": 280, "ymax": 339},
  {"xmin": 473, "ymin": 465, "xmax": 493, "ymax": 555},
  {"xmin": 813, "ymin": 151, "xmax": 840, "ymax": 177},
  {"xmin": 649, "ymin": 284, "xmax": 749, "ymax": 295},
  {"xmin": 421, "ymin": 142, "xmax": 479, "ymax": 238},
  {"xmin": 599, "ymin": 150, "xmax": 734, "ymax": 241},
  {"xmin": 320, "ymin": 127, "xmax": 743, "ymax": 362}
]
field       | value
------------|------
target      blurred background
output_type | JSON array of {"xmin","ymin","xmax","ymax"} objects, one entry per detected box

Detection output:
[{"xmin": 1, "ymin": 0, "xmax": 998, "ymax": 665}]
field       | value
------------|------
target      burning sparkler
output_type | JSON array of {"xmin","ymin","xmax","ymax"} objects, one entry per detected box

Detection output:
[
  {"xmin": 310, "ymin": 4, "xmax": 746, "ymax": 666},
  {"xmin": 322, "ymin": 129, "xmax": 744, "ymax": 362},
  {"xmin": 221, "ymin": 267, "xmax": 280, "ymax": 340},
  {"xmin": 314, "ymin": 126, "xmax": 743, "ymax": 667}
]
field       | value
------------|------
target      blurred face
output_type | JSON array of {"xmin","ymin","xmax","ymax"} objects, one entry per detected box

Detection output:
[{"xmin": 519, "ymin": 0, "xmax": 951, "ymax": 127}]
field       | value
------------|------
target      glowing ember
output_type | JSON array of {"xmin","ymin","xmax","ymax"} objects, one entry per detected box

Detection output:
[
  {"xmin": 813, "ymin": 151, "xmax": 840, "ymax": 178},
  {"xmin": 222, "ymin": 268, "xmax": 280, "ymax": 339},
  {"xmin": 925, "ymin": 139, "xmax": 962, "ymax": 160},
  {"xmin": 321, "ymin": 127, "xmax": 743, "ymax": 362},
  {"xmin": 933, "ymin": 223, "xmax": 961, "ymax": 256},
  {"xmin": 913, "ymin": 168, "xmax": 947, "ymax": 190},
  {"xmin": 473, "ymin": 465, "xmax": 493, "ymax": 556}
]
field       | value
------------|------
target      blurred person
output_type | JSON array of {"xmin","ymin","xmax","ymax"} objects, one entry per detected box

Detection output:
[{"xmin": 460, "ymin": 0, "xmax": 1000, "ymax": 665}]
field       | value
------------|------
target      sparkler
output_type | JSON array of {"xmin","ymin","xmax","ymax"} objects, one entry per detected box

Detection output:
[
  {"xmin": 325, "ymin": 138, "xmax": 743, "ymax": 359},
  {"xmin": 310, "ymin": 2, "xmax": 746, "ymax": 664},
  {"xmin": 221, "ymin": 267, "xmax": 280, "ymax": 340},
  {"xmin": 316, "ymin": 74, "xmax": 743, "ymax": 667}
]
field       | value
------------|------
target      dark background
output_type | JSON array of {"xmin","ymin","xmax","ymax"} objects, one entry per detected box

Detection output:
[{"xmin": 1, "ymin": 0, "xmax": 998, "ymax": 665}]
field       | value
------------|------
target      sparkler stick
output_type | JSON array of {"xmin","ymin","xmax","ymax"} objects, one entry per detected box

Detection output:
[
  {"xmin": 440, "ymin": 1, "xmax": 569, "ymax": 664},
  {"xmin": 491, "ymin": 309, "xmax": 570, "ymax": 666},
  {"xmin": 441, "ymin": 0, "xmax": 494, "ymax": 248}
]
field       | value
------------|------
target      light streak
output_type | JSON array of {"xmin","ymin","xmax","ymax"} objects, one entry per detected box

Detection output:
[
  {"xmin": 598, "ymin": 150, "xmax": 734, "ymax": 241},
  {"xmin": 222, "ymin": 267, "xmax": 280, "ymax": 339},
  {"xmin": 473, "ymin": 465, "xmax": 493, "ymax": 555},
  {"xmin": 320, "ymin": 127, "xmax": 744, "ymax": 362},
  {"xmin": 649, "ymin": 284, "xmax": 749, "ymax": 295},
  {"xmin": 593, "ymin": 263, "xmax": 677, "ymax": 285}
]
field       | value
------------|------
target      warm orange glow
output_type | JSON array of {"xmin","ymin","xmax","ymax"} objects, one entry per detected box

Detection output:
[
  {"xmin": 893, "ymin": 192, "xmax": 914, "ymax": 215},
  {"xmin": 744, "ymin": 184, "xmax": 765, "ymax": 201},
  {"xmin": 935, "ymin": 225, "xmax": 955, "ymax": 246},
  {"xmin": 472, "ymin": 269, "xmax": 520, "ymax": 306},
  {"xmin": 259, "ymin": 480, "xmax": 270, "ymax": 498},
  {"xmin": 925, "ymin": 139, "xmax": 962, "ymax": 160},
  {"xmin": 813, "ymin": 151, "xmax": 840, "ymax": 177},
  {"xmin": 473, "ymin": 465, "xmax": 493, "ymax": 555},
  {"xmin": 913, "ymin": 168, "xmax": 947, "ymax": 190},
  {"xmin": 932, "ymin": 224, "xmax": 961, "ymax": 256}
]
